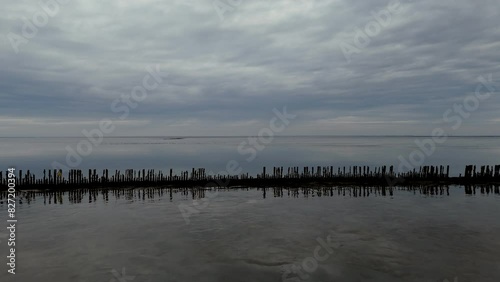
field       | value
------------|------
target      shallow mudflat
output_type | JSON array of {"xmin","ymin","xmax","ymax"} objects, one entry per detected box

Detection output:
[{"xmin": 1, "ymin": 187, "xmax": 499, "ymax": 282}]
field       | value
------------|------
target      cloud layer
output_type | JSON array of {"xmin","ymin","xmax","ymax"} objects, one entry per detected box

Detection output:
[{"xmin": 1, "ymin": 0, "xmax": 499, "ymax": 136}]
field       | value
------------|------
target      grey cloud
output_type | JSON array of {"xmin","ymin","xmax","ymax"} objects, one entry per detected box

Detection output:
[{"xmin": 0, "ymin": 0, "xmax": 499, "ymax": 136}]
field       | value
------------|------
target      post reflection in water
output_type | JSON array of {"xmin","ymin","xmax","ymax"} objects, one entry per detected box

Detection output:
[{"xmin": 1, "ymin": 185, "xmax": 498, "ymax": 206}]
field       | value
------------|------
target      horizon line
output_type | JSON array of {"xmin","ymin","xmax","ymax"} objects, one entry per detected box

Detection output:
[{"xmin": 1, "ymin": 135, "xmax": 500, "ymax": 138}]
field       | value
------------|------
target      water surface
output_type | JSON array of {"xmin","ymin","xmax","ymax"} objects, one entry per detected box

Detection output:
[{"xmin": 1, "ymin": 136, "xmax": 499, "ymax": 176}]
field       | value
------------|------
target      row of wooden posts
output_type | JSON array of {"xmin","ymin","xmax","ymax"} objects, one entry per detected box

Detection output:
[
  {"xmin": 1, "ymin": 165, "xmax": 500, "ymax": 188},
  {"xmin": 464, "ymin": 165, "xmax": 500, "ymax": 178}
]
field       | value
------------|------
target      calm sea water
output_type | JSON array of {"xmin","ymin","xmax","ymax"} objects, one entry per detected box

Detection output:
[
  {"xmin": 1, "ymin": 137, "xmax": 500, "ymax": 281},
  {"xmin": 1, "ymin": 136, "xmax": 500, "ymax": 176},
  {"xmin": 0, "ymin": 187, "xmax": 499, "ymax": 282}
]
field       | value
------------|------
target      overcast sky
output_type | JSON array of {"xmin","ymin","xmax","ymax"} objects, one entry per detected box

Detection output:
[{"xmin": 1, "ymin": 0, "xmax": 499, "ymax": 137}]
